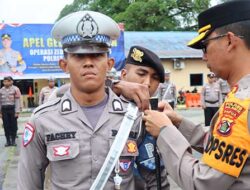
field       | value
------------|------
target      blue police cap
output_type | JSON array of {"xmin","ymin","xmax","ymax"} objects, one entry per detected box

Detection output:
[{"xmin": 51, "ymin": 11, "xmax": 120, "ymax": 54}]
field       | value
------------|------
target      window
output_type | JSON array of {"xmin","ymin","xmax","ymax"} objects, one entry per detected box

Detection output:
[
  {"xmin": 190, "ymin": 74, "xmax": 203, "ymax": 86},
  {"xmin": 14, "ymin": 79, "xmax": 34, "ymax": 95}
]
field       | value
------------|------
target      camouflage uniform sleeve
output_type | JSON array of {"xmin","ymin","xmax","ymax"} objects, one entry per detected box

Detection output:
[{"xmin": 17, "ymin": 115, "xmax": 48, "ymax": 190}]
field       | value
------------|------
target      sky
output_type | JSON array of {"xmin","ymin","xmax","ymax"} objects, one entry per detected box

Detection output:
[
  {"xmin": 0, "ymin": 0, "xmax": 74, "ymax": 24},
  {"xmin": 0, "ymin": 0, "xmax": 220, "ymax": 24}
]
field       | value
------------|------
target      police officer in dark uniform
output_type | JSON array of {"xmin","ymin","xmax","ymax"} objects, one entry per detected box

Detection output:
[
  {"xmin": 0, "ymin": 76, "xmax": 21, "ymax": 146},
  {"xmin": 121, "ymin": 45, "xmax": 169, "ymax": 190}
]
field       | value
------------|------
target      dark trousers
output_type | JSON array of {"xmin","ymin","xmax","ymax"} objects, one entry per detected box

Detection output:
[
  {"xmin": 204, "ymin": 107, "xmax": 219, "ymax": 126},
  {"xmin": 1, "ymin": 106, "xmax": 17, "ymax": 141}
]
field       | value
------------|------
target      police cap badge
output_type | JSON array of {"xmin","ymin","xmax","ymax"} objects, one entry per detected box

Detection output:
[
  {"xmin": 52, "ymin": 11, "xmax": 120, "ymax": 54},
  {"xmin": 125, "ymin": 46, "xmax": 164, "ymax": 83}
]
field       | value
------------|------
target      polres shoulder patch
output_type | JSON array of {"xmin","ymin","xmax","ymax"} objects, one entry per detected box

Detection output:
[{"xmin": 23, "ymin": 123, "xmax": 35, "ymax": 147}]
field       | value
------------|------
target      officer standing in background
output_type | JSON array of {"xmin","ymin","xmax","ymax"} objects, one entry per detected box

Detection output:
[
  {"xmin": 157, "ymin": 70, "xmax": 176, "ymax": 109},
  {"xmin": 0, "ymin": 76, "xmax": 21, "ymax": 146},
  {"xmin": 201, "ymin": 72, "xmax": 222, "ymax": 126},
  {"xmin": 217, "ymin": 77, "xmax": 230, "ymax": 102},
  {"xmin": 18, "ymin": 11, "xmax": 161, "ymax": 190},
  {"xmin": 142, "ymin": 1, "xmax": 250, "ymax": 189},
  {"xmin": 39, "ymin": 76, "xmax": 58, "ymax": 105},
  {"xmin": 0, "ymin": 34, "xmax": 26, "ymax": 75}
]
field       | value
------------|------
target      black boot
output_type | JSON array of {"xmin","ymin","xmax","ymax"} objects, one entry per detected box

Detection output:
[
  {"xmin": 10, "ymin": 136, "xmax": 17, "ymax": 146},
  {"xmin": 5, "ymin": 136, "xmax": 11, "ymax": 147}
]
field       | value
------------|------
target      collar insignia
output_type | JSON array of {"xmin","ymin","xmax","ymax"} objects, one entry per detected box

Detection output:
[
  {"xmin": 53, "ymin": 145, "xmax": 70, "ymax": 156},
  {"xmin": 62, "ymin": 99, "xmax": 71, "ymax": 112},
  {"xmin": 112, "ymin": 99, "xmax": 123, "ymax": 111},
  {"xmin": 23, "ymin": 123, "xmax": 35, "ymax": 147},
  {"xmin": 131, "ymin": 48, "xmax": 144, "ymax": 62},
  {"xmin": 77, "ymin": 13, "xmax": 99, "ymax": 38},
  {"xmin": 119, "ymin": 160, "xmax": 132, "ymax": 172},
  {"xmin": 127, "ymin": 141, "xmax": 137, "ymax": 153}
]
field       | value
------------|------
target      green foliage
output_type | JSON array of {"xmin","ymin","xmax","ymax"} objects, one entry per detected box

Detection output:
[{"xmin": 57, "ymin": 0, "xmax": 211, "ymax": 31}]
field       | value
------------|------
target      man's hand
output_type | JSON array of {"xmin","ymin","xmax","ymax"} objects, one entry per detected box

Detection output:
[
  {"xmin": 113, "ymin": 80, "xmax": 150, "ymax": 111},
  {"xmin": 158, "ymin": 100, "xmax": 183, "ymax": 127},
  {"xmin": 142, "ymin": 110, "xmax": 173, "ymax": 137}
]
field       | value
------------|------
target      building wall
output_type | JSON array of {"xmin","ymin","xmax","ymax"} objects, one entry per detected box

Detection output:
[{"xmin": 161, "ymin": 58, "xmax": 210, "ymax": 93}]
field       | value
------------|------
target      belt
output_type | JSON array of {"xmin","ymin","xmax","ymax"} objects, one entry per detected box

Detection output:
[{"xmin": 205, "ymin": 100, "xmax": 219, "ymax": 104}]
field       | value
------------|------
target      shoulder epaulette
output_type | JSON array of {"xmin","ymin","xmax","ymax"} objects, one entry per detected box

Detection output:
[{"xmin": 33, "ymin": 98, "xmax": 61, "ymax": 115}]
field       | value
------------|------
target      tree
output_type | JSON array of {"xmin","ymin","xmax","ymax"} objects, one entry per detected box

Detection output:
[{"xmin": 57, "ymin": 0, "xmax": 211, "ymax": 31}]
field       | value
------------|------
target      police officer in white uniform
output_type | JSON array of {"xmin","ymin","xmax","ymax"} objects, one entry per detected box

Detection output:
[
  {"xmin": 0, "ymin": 34, "xmax": 26, "ymax": 74},
  {"xmin": 17, "ymin": 11, "xmax": 163, "ymax": 190},
  {"xmin": 39, "ymin": 76, "xmax": 58, "ymax": 105},
  {"xmin": 157, "ymin": 70, "xmax": 176, "ymax": 109},
  {"xmin": 142, "ymin": 1, "xmax": 250, "ymax": 190},
  {"xmin": 201, "ymin": 72, "xmax": 222, "ymax": 126},
  {"xmin": 217, "ymin": 78, "xmax": 230, "ymax": 102}
]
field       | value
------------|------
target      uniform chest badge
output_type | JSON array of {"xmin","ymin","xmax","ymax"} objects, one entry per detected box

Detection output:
[
  {"xmin": 131, "ymin": 48, "xmax": 144, "ymax": 62},
  {"xmin": 53, "ymin": 145, "xmax": 70, "ymax": 156},
  {"xmin": 127, "ymin": 141, "xmax": 137, "ymax": 153},
  {"xmin": 23, "ymin": 123, "xmax": 35, "ymax": 147},
  {"xmin": 119, "ymin": 160, "xmax": 132, "ymax": 172}
]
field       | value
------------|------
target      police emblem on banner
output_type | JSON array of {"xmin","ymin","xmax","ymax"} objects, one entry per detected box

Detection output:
[{"xmin": 23, "ymin": 123, "xmax": 35, "ymax": 147}]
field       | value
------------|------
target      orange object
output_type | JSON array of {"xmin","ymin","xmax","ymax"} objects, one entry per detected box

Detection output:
[
  {"xmin": 28, "ymin": 86, "xmax": 33, "ymax": 97},
  {"xmin": 185, "ymin": 93, "xmax": 201, "ymax": 108}
]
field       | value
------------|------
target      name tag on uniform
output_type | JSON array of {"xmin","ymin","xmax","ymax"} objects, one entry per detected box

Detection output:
[{"xmin": 46, "ymin": 131, "xmax": 76, "ymax": 142}]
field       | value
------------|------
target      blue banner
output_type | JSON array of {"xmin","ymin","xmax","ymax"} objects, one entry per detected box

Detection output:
[{"xmin": 0, "ymin": 24, "xmax": 125, "ymax": 79}]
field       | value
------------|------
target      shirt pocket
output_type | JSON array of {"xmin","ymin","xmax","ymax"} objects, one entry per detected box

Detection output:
[{"xmin": 46, "ymin": 140, "xmax": 79, "ymax": 162}]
